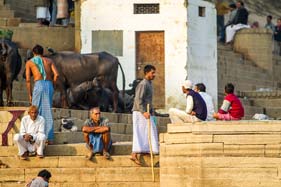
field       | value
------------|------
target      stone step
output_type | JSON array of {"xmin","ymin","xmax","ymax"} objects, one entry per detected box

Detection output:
[
  {"xmin": 0, "ymin": 5, "xmax": 10, "ymax": 10},
  {"xmin": 253, "ymin": 98, "xmax": 281, "ymax": 108},
  {"xmin": 53, "ymin": 132, "xmax": 133, "ymax": 144},
  {"xmin": 0, "ymin": 167, "xmax": 160, "ymax": 183},
  {"xmin": 0, "ymin": 17, "xmax": 21, "ymax": 26},
  {"xmin": 1, "ymin": 181, "xmax": 160, "ymax": 187},
  {"xmin": 264, "ymin": 107, "xmax": 281, "ymax": 119},
  {"xmin": 53, "ymin": 122, "xmax": 167, "ymax": 136},
  {"xmin": 238, "ymin": 90, "xmax": 281, "ymax": 98},
  {"xmin": 0, "ymin": 142, "xmax": 133, "ymax": 156},
  {"xmin": 0, "ymin": 155, "xmax": 159, "ymax": 168},
  {"xmin": 0, "ymin": 9, "xmax": 14, "ymax": 18}
]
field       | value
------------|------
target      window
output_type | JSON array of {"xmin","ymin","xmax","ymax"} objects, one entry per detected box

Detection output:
[
  {"xmin": 134, "ymin": 3, "xmax": 160, "ymax": 14},
  {"xmin": 198, "ymin": 6, "xmax": 206, "ymax": 17},
  {"xmin": 92, "ymin": 30, "xmax": 123, "ymax": 56}
]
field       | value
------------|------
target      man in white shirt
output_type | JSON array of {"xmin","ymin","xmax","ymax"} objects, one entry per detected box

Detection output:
[
  {"xmin": 169, "ymin": 80, "xmax": 207, "ymax": 123},
  {"xmin": 194, "ymin": 83, "xmax": 215, "ymax": 121},
  {"xmin": 14, "ymin": 105, "xmax": 46, "ymax": 160}
]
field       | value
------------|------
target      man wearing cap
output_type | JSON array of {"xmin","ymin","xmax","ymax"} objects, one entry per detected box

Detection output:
[{"xmin": 169, "ymin": 80, "xmax": 207, "ymax": 123}]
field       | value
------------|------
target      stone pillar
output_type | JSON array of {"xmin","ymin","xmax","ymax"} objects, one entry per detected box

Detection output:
[
  {"xmin": 74, "ymin": 0, "xmax": 84, "ymax": 52},
  {"xmin": 233, "ymin": 28, "xmax": 273, "ymax": 72}
]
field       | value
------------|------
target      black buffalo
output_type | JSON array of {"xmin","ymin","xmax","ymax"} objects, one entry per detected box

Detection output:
[
  {"xmin": 25, "ymin": 51, "xmax": 125, "ymax": 112},
  {"xmin": 0, "ymin": 39, "xmax": 22, "ymax": 106}
]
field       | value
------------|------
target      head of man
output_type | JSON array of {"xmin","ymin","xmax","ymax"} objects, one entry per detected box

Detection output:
[
  {"xmin": 182, "ymin": 80, "xmax": 193, "ymax": 94},
  {"xmin": 37, "ymin": 169, "xmax": 52, "ymax": 183},
  {"xmin": 144, "ymin": 64, "xmax": 156, "ymax": 81},
  {"xmin": 90, "ymin": 107, "xmax": 101, "ymax": 123},
  {"xmin": 229, "ymin": 3, "xmax": 236, "ymax": 11},
  {"xmin": 225, "ymin": 83, "xmax": 235, "ymax": 94},
  {"xmin": 277, "ymin": 18, "xmax": 281, "ymax": 27},
  {"xmin": 236, "ymin": 0, "xmax": 244, "ymax": 8},
  {"xmin": 32, "ymin": 44, "xmax": 44, "ymax": 56},
  {"xmin": 267, "ymin": 15, "xmax": 272, "ymax": 23},
  {"xmin": 194, "ymin": 83, "xmax": 206, "ymax": 93},
  {"xmin": 28, "ymin": 105, "xmax": 39, "ymax": 121}
]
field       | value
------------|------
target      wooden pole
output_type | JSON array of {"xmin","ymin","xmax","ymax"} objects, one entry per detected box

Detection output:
[{"xmin": 147, "ymin": 104, "xmax": 155, "ymax": 182}]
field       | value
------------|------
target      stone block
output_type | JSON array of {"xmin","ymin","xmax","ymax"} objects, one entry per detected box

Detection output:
[
  {"xmin": 163, "ymin": 133, "xmax": 213, "ymax": 144},
  {"xmin": 265, "ymin": 144, "xmax": 281, "ymax": 157},
  {"xmin": 214, "ymin": 134, "xmax": 281, "ymax": 144},
  {"xmin": 0, "ymin": 156, "xmax": 59, "ymax": 168},
  {"xmin": 0, "ymin": 168, "xmax": 25, "ymax": 182},
  {"xmin": 162, "ymin": 143, "xmax": 223, "ymax": 156},
  {"xmin": 167, "ymin": 124, "xmax": 192, "ymax": 133},
  {"xmin": 224, "ymin": 144, "xmax": 265, "ymax": 156}
]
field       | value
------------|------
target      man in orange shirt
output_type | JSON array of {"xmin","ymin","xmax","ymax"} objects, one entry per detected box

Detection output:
[
  {"xmin": 25, "ymin": 44, "xmax": 59, "ymax": 144},
  {"xmin": 216, "ymin": 0, "xmax": 230, "ymax": 38}
]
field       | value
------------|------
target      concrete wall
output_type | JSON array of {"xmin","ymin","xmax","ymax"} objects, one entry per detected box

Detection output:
[
  {"xmin": 233, "ymin": 28, "xmax": 273, "ymax": 72},
  {"xmin": 80, "ymin": 0, "xmax": 217, "ymax": 110},
  {"xmin": 5, "ymin": 0, "xmax": 48, "ymax": 22},
  {"xmin": 160, "ymin": 121, "xmax": 281, "ymax": 187},
  {"xmin": 187, "ymin": 0, "xmax": 218, "ymax": 108},
  {"xmin": 1, "ymin": 26, "xmax": 75, "ymax": 51}
]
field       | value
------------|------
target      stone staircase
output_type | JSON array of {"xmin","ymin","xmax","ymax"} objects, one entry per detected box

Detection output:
[
  {"xmin": 0, "ymin": 108, "xmax": 170, "ymax": 186},
  {"xmin": 0, "ymin": 0, "xmax": 21, "ymax": 27},
  {"xmin": 217, "ymin": 43, "xmax": 281, "ymax": 119}
]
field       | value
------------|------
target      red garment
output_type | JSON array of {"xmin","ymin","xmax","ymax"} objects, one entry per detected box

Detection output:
[{"xmin": 219, "ymin": 93, "xmax": 244, "ymax": 119}]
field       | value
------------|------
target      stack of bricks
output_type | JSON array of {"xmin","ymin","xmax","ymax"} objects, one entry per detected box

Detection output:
[{"xmin": 160, "ymin": 121, "xmax": 281, "ymax": 187}]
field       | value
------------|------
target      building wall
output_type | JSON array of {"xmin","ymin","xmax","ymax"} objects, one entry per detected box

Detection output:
[
  {"xmin": 80, "ymin": 0, "xmax": 217, "ymax": 110},
  {"xmin": 187, "ymin": 0, "xmax": 217, "ymax": 108}
]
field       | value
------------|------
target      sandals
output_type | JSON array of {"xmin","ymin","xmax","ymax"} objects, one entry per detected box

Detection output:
[
  {"xmin": 103, "ymin": 152, "xmax": 110, "ymax": 160},
  {"xmin": 130, "ymin": 157, "xmax": 141, "ymax": 166}
]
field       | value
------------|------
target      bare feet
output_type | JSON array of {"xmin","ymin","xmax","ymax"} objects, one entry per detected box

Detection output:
[{"xmin": 130, "ymin": 153, "xmax": 141, "ymax": 166}]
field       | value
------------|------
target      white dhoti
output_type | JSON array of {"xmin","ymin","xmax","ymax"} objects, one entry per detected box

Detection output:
[
  {"xmin": 13, "ymin": 133, "xmax": 46, "ymax": 156},
  {"xmin": 226, "ymin": 24, "xmax": 250, "ymax": 43},
  {"xmin": 169, "ymin": 108, "xmax": 201, "ymax": 124},
  {"xmin": 132, "ymin": 111, "xmax": 159, "ymax": 154}
]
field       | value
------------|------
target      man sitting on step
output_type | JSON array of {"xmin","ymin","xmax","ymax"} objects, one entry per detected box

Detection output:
[
  {"xmin": 14, "ymin": 105, "xmax": 46, "ymax": 160},
  {"xmin": 213, "ymin": 83, "xmax": 244, "ymax": 120},
  {"xmin": 82, "ymin": 107, "xmax": 111, "ymax": 160}
]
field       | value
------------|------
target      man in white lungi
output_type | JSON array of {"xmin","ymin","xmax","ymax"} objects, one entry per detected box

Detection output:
[
  {"xmin": 14, "ymin": 105, "xmax": 46, "ymax": 160},
  {"xmin": 225, "ymin": 0, "xmax": 250, "ymax": 43},
  {"xmin": 130, "ymin": 65, "xmax": 159, "ymax": 165}
]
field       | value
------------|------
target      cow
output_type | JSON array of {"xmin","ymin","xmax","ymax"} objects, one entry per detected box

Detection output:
[
  {"xmin": 0, "ymin": 39, "xmax": 22, "ymax": 106},
  {"xmin": 25, "ymin": 50, "xmax": 125, "ymax": 112}
]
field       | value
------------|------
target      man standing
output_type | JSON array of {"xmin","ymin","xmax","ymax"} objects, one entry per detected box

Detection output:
[
  {"xmin": 25, "ymin": 44, "xmax": 59, "ymax": 144},
  {"xmin": 194, "ymin": 83, "xmax": 215, "ymax": 121},
  {"xmin": 274, "ymin": 18, "xmax": 281, "ymax": 56},
  {"xmin": 82, "ymin": 107, "xmax": 111, "ymax": 160},
  {"xmin": 130, "ymin": 65, "xmax": 159, "ymax": 165},
  {"xmin": 225, "ymin": 0, "xmax": 250, "ymax": 43},
  {"xmin": 215, "ymin": 0, "xmax": 230, "ymax": 38},
  {"xmin": 14, "ymin": 106, "xmax": 46, "ymax": 160},
  {"xmin": 169, "ymin": 80, "xmax": 207, "ymax": 123}
]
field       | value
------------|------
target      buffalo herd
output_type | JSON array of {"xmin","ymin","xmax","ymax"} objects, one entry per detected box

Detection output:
[{"xmin": 0, "ymin": 39, "xmax": 141, "ymax": 112}]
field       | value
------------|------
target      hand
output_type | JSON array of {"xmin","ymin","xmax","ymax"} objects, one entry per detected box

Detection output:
[
  {"xmin": 213, "ymin": 113, "xmax": 219, "ymax": 119},
  {"xmin": 191, "ymin": 111, "xmax": 196, "ymax": 116},
  {"xmin": 143, "ymin": 112, "xmax": 150, "ymax": 119},
  {"xmin": 28, "ymin": 95, "xmax": 32, "ymax": 105},
  {"xmin": 23, "ymin": 134, "xmax": 32, "ymax": 142}
]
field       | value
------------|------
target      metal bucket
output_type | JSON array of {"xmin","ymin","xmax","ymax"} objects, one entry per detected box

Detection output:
[{"xmin": 36, "ymin": 6, "xmax": 50, "ymax": 20}]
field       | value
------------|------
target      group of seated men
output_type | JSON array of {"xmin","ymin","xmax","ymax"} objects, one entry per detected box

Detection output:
[
  {"xmin": 169, "ymin": 80, "xmax": 244, "ymax": 123},
  {"xmin": 13, "ymin": 81, "xmax": 244, "ymax": 160}
]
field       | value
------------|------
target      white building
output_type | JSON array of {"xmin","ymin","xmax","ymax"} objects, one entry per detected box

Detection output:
[{"xmin": 80, "ymin": 0, "xmax": 217, "ymax": 111}]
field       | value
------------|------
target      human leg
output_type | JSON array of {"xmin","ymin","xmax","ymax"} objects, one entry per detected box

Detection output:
[
  {"xmin": 13, "ymin": 134, "xmax": 28, "ymax": 159},
  {"xmin": 169, "ymin": 108, "xmax": 195, "ymax": 123},
  {"xmin": 35, "ymin": 133, "xmax": 46, "ymax": 157}
]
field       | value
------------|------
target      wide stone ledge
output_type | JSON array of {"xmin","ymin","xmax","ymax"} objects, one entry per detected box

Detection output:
[{"xmin": 167, "ymin": 121, "xmax": 281, "ymax": 134}]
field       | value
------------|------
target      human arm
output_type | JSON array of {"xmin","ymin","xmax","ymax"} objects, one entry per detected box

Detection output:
[
  {"xmin": 185, "ymin": 95, "xmax": 194, "ymax": 114},
  {"xmin": 134, "ymin": 82, "xmax": 150, "ymax": 119},
  {"xmin": 82, "ymin": 126, "xmax": 110, "ymax": 133},
  {"xmin": 218, "ymin": 99, "xmax": 231, "ymax": 114},
  {"xmin": 51, "ymin": 61, "xmax": 59, "ymax": 84},
  {"xmin": 25, "ymin": 62, "xmax": 32, "ymax": 104}
]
